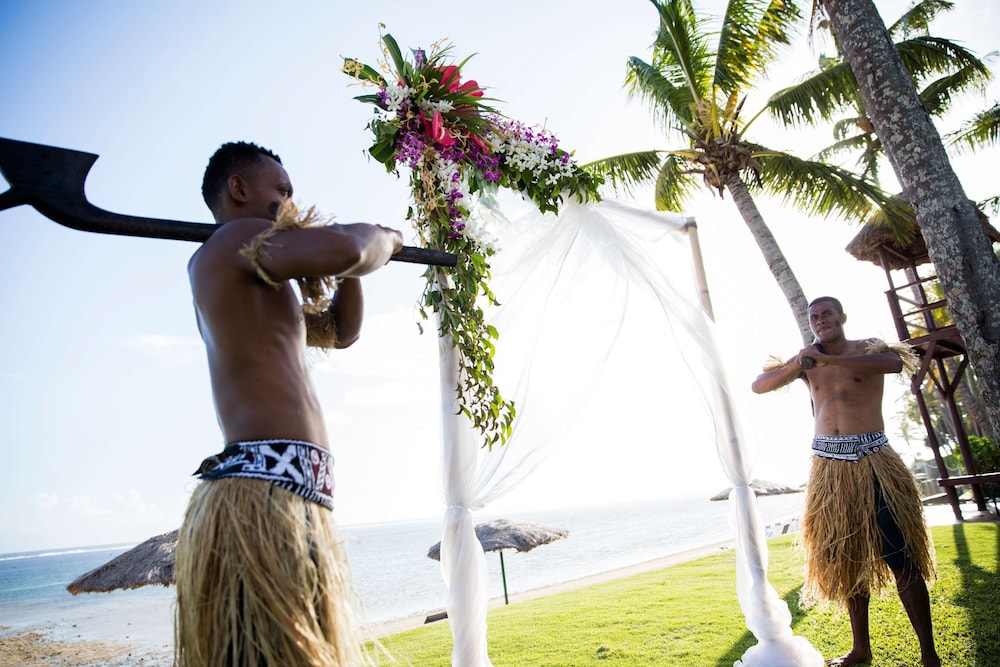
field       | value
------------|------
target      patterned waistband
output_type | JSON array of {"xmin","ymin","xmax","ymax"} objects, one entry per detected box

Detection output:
[
  {"xmin": 195, "ymin": 439, "xmax": 334, "ymax": 510},
  {"xmin": 812, "ymin": 431, "xmax": 889, "ymax": 462}
]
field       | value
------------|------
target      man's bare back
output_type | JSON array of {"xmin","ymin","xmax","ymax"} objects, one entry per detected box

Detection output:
[
  {"xmin": 189, "ymin": 218, "xmax": 329, "ymax": 446},
  {"xmin": 188, "ymin": 146, "xmax": 402, "ymax": 447}
]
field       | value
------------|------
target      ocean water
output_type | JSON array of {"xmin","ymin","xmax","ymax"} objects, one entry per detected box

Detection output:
[{"xmin": 0, "ymin": 493, "xmax": 805, "ymax": 656}]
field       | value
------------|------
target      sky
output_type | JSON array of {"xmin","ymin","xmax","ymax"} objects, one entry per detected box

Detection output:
[{"xmin": 0, "ymin": 0, "xmax": 996, "ymax": 553}]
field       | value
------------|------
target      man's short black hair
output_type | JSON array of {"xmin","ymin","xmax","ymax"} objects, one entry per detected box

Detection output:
[
  {"xmin": 201, "ymin": 141, "xmax": 282, "ymax": 214},
  {"xmin": 809, "ymin": 296, "xmax": 843, "ymax": 315}
]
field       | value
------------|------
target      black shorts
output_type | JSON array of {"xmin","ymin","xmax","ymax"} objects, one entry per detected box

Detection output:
[{"xmin": 874, "ymin": 475, "xmax": 912, "ymax": 571}]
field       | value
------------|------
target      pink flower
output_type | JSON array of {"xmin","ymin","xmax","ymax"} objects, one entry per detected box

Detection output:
[
  {"xmin": 421, "ymin": 110, "xmax": 457, "ymax": 147},
  {"xmin": 439, "ymin": 65, "xmax": 460, "ymax": 91},
  {"xmin": 438, "ymin": 66, "xmax": 484, "ymax": 98},
  {"xmin": 469, "ymin": 133, "xmax": 490, "ymax": 152},
  {"xmin": 456, "ymin": 79, "xmax": 484, "ymax": 97}
]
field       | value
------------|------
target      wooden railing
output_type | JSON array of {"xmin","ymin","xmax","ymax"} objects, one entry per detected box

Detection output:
[{"xmin": 885, "ymin": 273, "xmax": 954, "ymax": 342}]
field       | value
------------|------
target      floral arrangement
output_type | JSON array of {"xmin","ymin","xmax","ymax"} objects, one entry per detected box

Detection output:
[{"xmin": 343, "ymin": 32, "xmax": 601, "ymax": 448}]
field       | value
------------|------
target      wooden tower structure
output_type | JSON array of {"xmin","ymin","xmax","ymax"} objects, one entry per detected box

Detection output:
[{"xmin": 845, "ymin": 215, "xmax": 1000, "ymax": 521}]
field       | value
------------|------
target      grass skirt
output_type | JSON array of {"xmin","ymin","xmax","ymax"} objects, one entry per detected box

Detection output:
[
  {"xmin": 174, "ymin": 477, "xmax": 364, "ymax": 666},
  {"xmin": 800, "ymin": 446, "xmax": 935, "ymax": 607}
]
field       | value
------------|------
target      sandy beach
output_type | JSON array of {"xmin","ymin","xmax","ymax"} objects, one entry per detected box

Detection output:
[
  {"xmin": 1, "ymin": 500, "xmax": 992, "ymax": 667},
  {"xmin": 0, "ymin": 625, "xmax": 169, "ymax": 667}
]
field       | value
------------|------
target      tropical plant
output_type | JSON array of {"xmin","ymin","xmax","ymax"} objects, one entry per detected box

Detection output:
[
  {"xmin": 770, "ymin": 1, "xmax": 993, "ymax": 196},
  {"xmin": 967, "ymin": 436, "xmax": 1000, "ymax": 507},
  {"xmin": 948, "ymin": 100, "xmax": 1000, "ymax": 215},
  {"xmin": 817, "ymin": 0, "xmax": 1000, "ymax": 445},
  {"xmin": 584, "ymin": 0, "xmax": 907, "ymax": 345}
]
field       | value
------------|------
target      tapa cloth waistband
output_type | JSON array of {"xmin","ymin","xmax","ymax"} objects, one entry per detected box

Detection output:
[
  {"xmin": 812, "ymin": 431, "xmax": 889, "ymax": 462},
  {"xmin": 195, "ymin": 439, "xmax": 334, "ymax": 510}
]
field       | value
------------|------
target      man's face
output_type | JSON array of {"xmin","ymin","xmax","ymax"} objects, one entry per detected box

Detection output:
[
  {"xmin": 240, "ymin": 156, "xmax": 292, "ymax": 221},
  {"xmin": 808, "ymin": 300, "xmax": 846, "ymax": 343}
]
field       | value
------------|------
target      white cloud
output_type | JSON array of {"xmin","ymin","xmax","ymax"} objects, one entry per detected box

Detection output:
[
  {"xmin": 344, "ymin": 380, "xmax": 435, "ymax": 407},
  {"xmin": 66, "ymin": 495, "xmax": 115, "ymax": 517},
  {"xmin": 118, "ymin": 333, "xmax": 203, "ymax": 367},
  {"xmin": 312, "ymin": 308, "xmax": 438, "ymax": 381},
  {"xmin": 35, "ymin": 492, "xmax": 59, "ymax": 509},
  {"xmin": 324, "ymin": 410, "xmax": 353, "ymax": 426},
  {"xmin": 113, "ymin": 488, "xmax": 154, "ymax": 513}
]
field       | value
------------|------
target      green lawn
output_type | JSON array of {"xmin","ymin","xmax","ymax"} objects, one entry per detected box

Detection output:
[{"xmin": 370, "ymin": 523, "xmax": 999, "ymax": 666}]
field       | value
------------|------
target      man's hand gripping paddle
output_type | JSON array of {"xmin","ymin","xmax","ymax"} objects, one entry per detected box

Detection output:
[{"xmin": 0, "ymin": 137, "xmax": 457, "ymax": 267}]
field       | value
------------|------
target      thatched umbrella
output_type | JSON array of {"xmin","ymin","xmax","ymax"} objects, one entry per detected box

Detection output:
[
  {"xmin": 710, "ymin": 479, "xmax": 804, "ymax": 501},
  {"xmin": 427, "ymin": 518, "xmax": 568, "ymax": 604},
  {"xmin": 67, "ymin": 529, "xmax": 178, "ymax": 594}
]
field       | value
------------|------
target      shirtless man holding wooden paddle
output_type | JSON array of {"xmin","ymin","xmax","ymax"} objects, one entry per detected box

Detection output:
[{"xmin": 175, "ymin": 141, "xmax": 402, "ymax": 666}]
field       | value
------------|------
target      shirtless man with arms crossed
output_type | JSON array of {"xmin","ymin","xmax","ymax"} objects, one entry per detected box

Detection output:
[{"xmin": 753, "ymin": 296, "xmax": 939, "ymax": 667}]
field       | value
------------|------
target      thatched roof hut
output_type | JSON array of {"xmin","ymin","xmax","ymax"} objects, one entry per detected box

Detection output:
[{"xmin": 845, "ymin": 206, "xmax": 1000, "ymax": 270}]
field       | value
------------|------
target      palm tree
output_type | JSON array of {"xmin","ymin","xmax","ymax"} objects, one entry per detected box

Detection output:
[
  {"xmin": 584, "ymin": 0, "xmax": 907, "ymax": 345},
  {"xmin": 767, "ymin": 1, "xmax": 997, "ymax": 443},
  {"xmin": 817, "ymin": 0, "xmax": 1000, "ymax": 440},
  {"xmin": 769, "ymin": 0, "xmax": 992, "ymax": 189}
]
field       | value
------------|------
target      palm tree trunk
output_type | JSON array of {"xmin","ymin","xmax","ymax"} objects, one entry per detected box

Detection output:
[
  {"xmin": 821, "ymin": 0, "xmax": 1000, "ymax": 440},
  {"xmin": 725, "ymin": 174, "xmax": 812, "ymax": 345}
]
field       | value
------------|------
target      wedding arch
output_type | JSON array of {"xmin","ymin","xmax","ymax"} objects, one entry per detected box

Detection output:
[
  {"xmin": 434, "ymin": 196, "xmax": 823, "ymax": 667},
  {"xmin": 343, "ymin": 33, "xmax": 822, "ymax": 667}
]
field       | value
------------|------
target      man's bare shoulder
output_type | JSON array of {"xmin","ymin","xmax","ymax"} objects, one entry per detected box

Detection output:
[
  {"xmin": 845, "ymin": 338, "xmax": 876, "ymax": 355},
  {"xmin": 188, "ymin": 218, "xmax": 273, "ymax": 274}
]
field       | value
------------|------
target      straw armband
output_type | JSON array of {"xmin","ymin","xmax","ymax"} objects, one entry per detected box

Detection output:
[
  {"xmin": 761, "ymin": 355, "xmax": 789, "ymax": 372},
  {"xmin": 865, "ymin": 338, "xmax": 919, "ymax": 378},
  {"xmin": 238, "ymin": 200, "xmax": 341, "ymax": 349}
]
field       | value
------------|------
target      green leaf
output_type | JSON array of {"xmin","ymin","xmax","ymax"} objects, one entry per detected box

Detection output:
[
  {"xmin": 343, "ymin": 58, "xmax": 386, "ymax": 86},
  {"xmin": 381, "ymin": 34, "xmax": 407, "ymax": 82},
  {"xmin": 353, "ymin": 93, "xmax": 384, "ymax": 106}
]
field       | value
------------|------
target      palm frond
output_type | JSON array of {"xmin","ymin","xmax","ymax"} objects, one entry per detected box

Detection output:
[
  {"xmin": 830, "ymin": 116, "xmax": 870, "ymax": 141},
  {"xmin": 859, "ymin": 193, "xmax": 919, "ymax": 245},
  {"xmin": 920, "ymin": 62, "xmax": 993, "ymax": 117},
  {"xmin": 754, "ymin": 151, "xmax": 910, "ymax": 229},
  {"xmin": 625, "ymin": 57, "xmax": 697, "ymax": 130},
  {"xmin": 888, "ymin": 0, "xmax": 954, "ymax": 39},
  {"xmin": 716, "ymin": 0, "xmax": 802, "ymax": 93},
  {"xmin": 816, "ymin": 133, "xmax": 874, "ymax": 161},
  {"xmin": 856, "ymin": 142, "xmax": 883, "ymax": 184},
  {"xmin": 649, "ymin": 0, "xmax": 714, "ymax": 100},
  {"xmin": 767, "ymin": 61, "xmax": 859, "ymax": 126},
  {"xmin": 654, "ymin": 155, "xmax": 699, "ymax": 212},
  {"xmin": 583, "ymin": 150, "xmax": 668, "ymax": 197},
  {"xmin": 770, "ymin": 35, "xmax": 989, "ymax": 128},
  {"xmin": 947, "ymin": 102, "xmax": 1000, "ymax": 154},
  {"xmin": 896, "ymin": 36, "xmax": 991, "ymax": 87}
]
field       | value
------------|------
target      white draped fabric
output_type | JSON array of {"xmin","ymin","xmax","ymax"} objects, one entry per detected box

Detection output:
[{"xmin": 435, "ymin": 198, "xmax": 821, "ymax": 666}]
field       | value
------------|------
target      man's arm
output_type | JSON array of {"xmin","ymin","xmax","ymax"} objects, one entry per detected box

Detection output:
[
  {"xmin": 304, "ymin": 278, "xmax": 364, "ymax": 349},
  {"xmin": 805, "ymin": 346, "xmax": 903, "ymax": 374},
  {"xmin": 751, "ymin": 355, "xmax": 806, "ymax": 394},
  {"xmin": 256, "ymin": 222, "xmax": 403, "ymax": 281}
]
